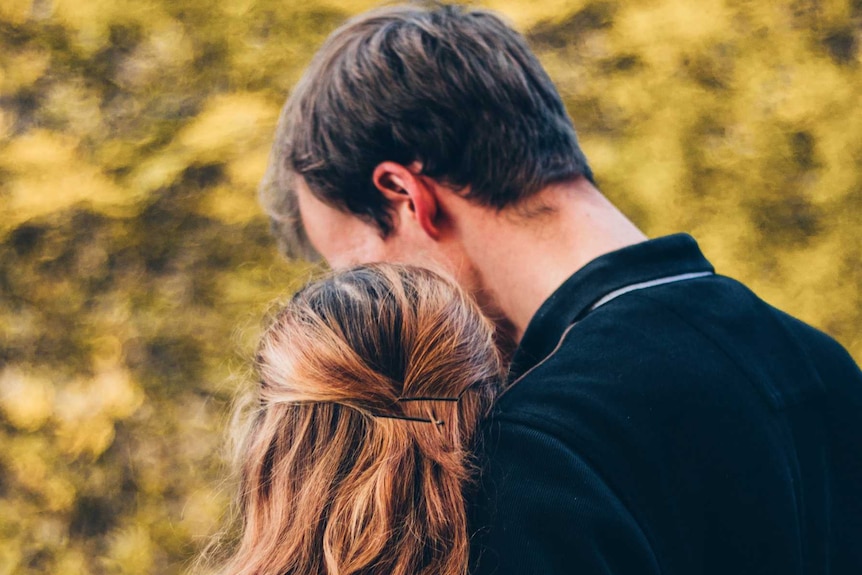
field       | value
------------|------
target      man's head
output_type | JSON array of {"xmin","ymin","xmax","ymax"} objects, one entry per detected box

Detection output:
[{"xmin": 260, "ymin": 2, "xmax": 593, "ymax": 270}]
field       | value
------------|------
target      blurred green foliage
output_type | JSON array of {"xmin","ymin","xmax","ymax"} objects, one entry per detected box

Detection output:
[{"xmin": 0, "ymin": 0, "xmax": 859, "ymax": 573}]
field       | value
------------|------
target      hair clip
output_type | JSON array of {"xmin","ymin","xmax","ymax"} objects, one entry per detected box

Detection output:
[
  {"xmin": 373, "ymin": 395, "xmax": 460, "ymax": 425},
  {"xmin": 373, "ymin": 413, "xmax": 445, "ymax": 425},
  {"xmin": 396, "ymin": 396, "xmax": 460, "ymax": 402}
]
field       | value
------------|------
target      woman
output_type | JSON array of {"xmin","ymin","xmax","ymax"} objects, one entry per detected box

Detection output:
[{"xmin": 206, "ymin": 264, "xmax": 503, "ymax": 575}]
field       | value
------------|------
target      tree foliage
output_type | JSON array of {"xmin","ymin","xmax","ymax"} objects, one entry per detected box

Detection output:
[{"xmin": 0, "ymin": 0, "xmax": 859, "ymax": 573}]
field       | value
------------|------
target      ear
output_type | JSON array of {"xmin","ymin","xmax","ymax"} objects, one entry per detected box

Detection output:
[{"xmin": 372, "ymin": 161, "xmax": 441, "ymax": 240}]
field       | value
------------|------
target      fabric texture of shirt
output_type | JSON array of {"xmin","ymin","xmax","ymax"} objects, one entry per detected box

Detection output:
[{"xmin": 468, "ymin": 233, "xmax": 862, "ymax": 575}]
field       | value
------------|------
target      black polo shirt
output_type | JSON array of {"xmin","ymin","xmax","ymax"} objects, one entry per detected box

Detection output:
[{"xmin": 469, "ymin": 234, "xmax": 862, "ymax": 575}]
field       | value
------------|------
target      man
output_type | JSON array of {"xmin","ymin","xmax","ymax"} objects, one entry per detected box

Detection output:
[{"xmin": 260, "ymin": 4, "xmax": 862, "ymax": 574}]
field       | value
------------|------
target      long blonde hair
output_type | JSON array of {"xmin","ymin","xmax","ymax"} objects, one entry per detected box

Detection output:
[{"xmin": 209, "ymin": 264, "xmax": 502, "ymax": 575}]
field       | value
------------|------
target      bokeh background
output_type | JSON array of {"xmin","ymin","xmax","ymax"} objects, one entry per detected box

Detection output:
[{"xmin": 1, "ymin": 0, "xmax": 859, "ymax": 573}]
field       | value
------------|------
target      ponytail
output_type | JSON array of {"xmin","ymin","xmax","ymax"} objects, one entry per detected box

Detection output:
[{"xmin": 202, "ymin": 264, "xmax": 502, "ymax": 575}]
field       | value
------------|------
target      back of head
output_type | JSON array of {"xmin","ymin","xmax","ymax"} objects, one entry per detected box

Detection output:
[
  {"xmin": 261, "ymin": 2, "xmax": 593, "ymax": 258},
  {"xmin": 215, "ymin": 264, "xmax": 502, "ymax": 575}
]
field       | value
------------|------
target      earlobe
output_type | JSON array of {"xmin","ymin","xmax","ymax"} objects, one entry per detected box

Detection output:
[{"xmin": 372, "ymin": 162, "xmax": 441, "ymax": 241}]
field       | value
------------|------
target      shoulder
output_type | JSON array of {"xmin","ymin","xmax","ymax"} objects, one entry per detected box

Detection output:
[
  {"xmin": 496, "ymin": 285, "xmax": 740, "ymax": 437},
  {"xmin": 500, "ymin": 271, "xmax": 860, "ymax": 426},
  {"xmin": 488, "ymin": 273, "xmax": 820, "ymax": 475},
  {"xmin": 767, "ymin": 304, "xmax": 861, "ymax": 378}
]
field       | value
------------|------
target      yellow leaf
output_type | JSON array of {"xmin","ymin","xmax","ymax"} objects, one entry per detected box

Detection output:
[
  {"xmin": 0, "ymin": 367, "xmax": 54, "ymax": 431},
  {"xmin": 177, "ymin": 92, "xmax": 279, "ymax": 161},
  {"xmin": 1, "ymin": 130, "xmax": 142, "ymax": 228}
]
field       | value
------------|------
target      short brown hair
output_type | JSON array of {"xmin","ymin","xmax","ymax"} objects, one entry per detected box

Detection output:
[{"xmin": 260, "ymin": 3, "xmax": 593, "ymax": 259}]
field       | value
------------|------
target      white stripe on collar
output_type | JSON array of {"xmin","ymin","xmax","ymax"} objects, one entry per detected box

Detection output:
[{"xmin": 589, "ymin": 271, "xmax": 714, "ymax": 312}]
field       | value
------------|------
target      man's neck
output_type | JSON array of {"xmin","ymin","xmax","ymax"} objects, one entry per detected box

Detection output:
[{"xmin": 446, "ymin": 178, "xmax": 647, "ymax": 342}]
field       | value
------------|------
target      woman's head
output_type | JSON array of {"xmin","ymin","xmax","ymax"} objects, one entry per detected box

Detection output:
[{"xmin": 217, "ymin": 264, "xmax": 502, "ymax": 575}]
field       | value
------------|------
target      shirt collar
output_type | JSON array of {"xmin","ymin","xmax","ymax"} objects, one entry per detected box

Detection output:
[{"xmin": 509, "ymin": 233, "xmax": 715, "ymax": 380}]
